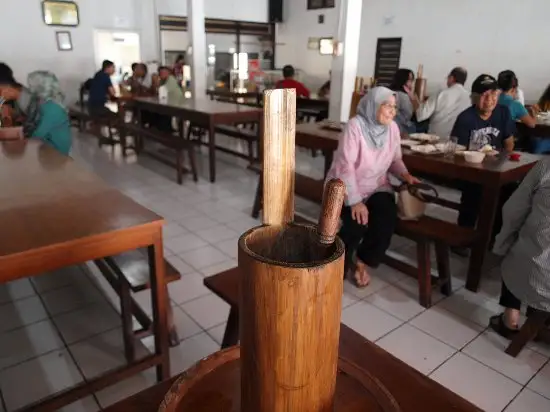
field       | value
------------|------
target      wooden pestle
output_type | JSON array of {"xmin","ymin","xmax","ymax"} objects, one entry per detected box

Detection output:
[
  {"xmin": 317, "ymin": 179, "xmax": 346, "ymax": 245},
  {"xmin": 262, "ymin": 89, "xmax": 296, "ymax": 226}
]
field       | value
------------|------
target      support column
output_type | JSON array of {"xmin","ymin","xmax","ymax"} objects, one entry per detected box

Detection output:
[
  {"xmin": 328, "ymin": 0, "xmax": 363, "ymax": 122},
  {"xmin": 188, "ymin": 0, "xmax": 207, "ymax": 98}
]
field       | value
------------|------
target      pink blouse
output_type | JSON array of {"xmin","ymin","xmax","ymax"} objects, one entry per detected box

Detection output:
[{"xmin": 326, "ymin": 118, "xmax": 408, "ymax": 206}]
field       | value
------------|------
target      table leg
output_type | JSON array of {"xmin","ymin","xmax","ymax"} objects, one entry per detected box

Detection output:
[
  {"xmin": 323, "ymin": 150, "xmax": 333, "ymax": 178},
  {"xmin": 148, "ymin": 229, "xmax": 170, "ymax": 381},
  {"xmin": 465, "ymin": 185, "xmax": 500, "ymax": 292},
  {"xmin": 208, "ymin": 121, "xmax": 216, "ymax": 183}
]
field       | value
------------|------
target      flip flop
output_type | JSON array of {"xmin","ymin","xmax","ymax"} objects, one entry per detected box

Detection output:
[{"xmin": 489, "ymin": 314, "xmax": 519, "ymax": 340}]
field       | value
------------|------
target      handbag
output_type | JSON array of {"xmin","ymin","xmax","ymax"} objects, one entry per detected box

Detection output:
[{"xmin": 396, "ymin": 183, "xmax": 439, "ymax": 220}]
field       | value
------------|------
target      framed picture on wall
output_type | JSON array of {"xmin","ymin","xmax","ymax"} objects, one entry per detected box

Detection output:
[
  {"xmin": 56, "ymin": 31, "xmax": 73, "ymax": 51},
  {"xmin": 42, "ymin": 1, "xmax": 79, "ymax": 27}
]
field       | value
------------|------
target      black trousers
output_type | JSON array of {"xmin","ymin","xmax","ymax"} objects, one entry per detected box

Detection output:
[
  {"xmin": 338, "ymin": 192, "xmax": 397, "ymax": 269},
  {"xmin": 499, "ymin": 281, "xmax": 540, "ymax": 317},
  {"xmin": 458, "ymin": 182, "xmax": 518, "ymax": 245}
]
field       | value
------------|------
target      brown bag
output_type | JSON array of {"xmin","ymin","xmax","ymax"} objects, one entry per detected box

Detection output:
[{"xmin": 396, "ymin": 183, "xmax": 439, "ymax": 220}]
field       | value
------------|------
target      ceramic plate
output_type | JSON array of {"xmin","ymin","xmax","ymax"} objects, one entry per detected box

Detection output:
[
  {"xmin": 409, "ymin": 133, "xmax": 440, "ymax": 143},
  {"xmin": 410, "ymin": 144, "xmax": 439, "ymax": 154}
]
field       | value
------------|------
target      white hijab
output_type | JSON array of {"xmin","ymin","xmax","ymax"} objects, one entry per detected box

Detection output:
[{"xmin": 355, "ymin": 86, "xmax": 395, "ymax": 149}]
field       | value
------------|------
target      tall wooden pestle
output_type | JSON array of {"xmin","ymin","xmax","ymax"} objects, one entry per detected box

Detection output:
[{"xmin": 239, "ymin": 89, "xmax": 345, "ymax": 412}]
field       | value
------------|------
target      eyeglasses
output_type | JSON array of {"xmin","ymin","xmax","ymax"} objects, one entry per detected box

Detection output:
[{"xmin": 381, "ymin": 103, "xmax": 397, "ymax": 110}]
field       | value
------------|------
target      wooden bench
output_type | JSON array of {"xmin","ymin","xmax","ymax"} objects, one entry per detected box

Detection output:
[
  {"xmin": 250, "ymin": 168, "xmax": 464, "ymax": 307},
  {"xmin": 505, "ymin": 311, "xmax": 550, "ymax": 357},
  {"xmin": 123, "ymin": 123, "xmax": 198, "ymax": 184},
  {"xmin": 204, "ymin": 267, "xmax": 240, "ymax": 348},
  {"xmin": 384, "ymin": 217, "xmax": 474, "ymax": 308},
  {"xmin": 94, "ymin": 250, "xmax": 183, "ymax": 361},
  {"xmin": 187, "ymin": 123, "xmax": 260, "ymax": 163}
]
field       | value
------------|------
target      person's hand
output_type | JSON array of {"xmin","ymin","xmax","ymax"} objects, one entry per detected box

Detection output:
[
  {"xmin": 351, "ymin": 202, "xmax": 368, "ymax": 225},
  {"xmin": 403, "ymin": 85, "xmax": 416, "ymax": 99},
  {"xmin": 402, "ymin": 173, "xmax": 420, "ymax": 185}
]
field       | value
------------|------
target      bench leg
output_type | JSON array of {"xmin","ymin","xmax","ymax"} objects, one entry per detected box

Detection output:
[
  {"xmin": 252, "ymin": 173, "xmax": 263, "ymax": 219},
  {"xmin": 435, "ymin": 242, "xmax": 452, "ymax": 296},
  {"xmin": 221, "ymin": 307, "xmax": 239, "ymax": 349},
  {"xmin": 505, "ymin": 311, "xmax": 550, "ymax": 357},
  {"xmin": 176, "ymin": 150, "xmax": 183, "ymax": 185},
  {"xmin": 417, "ymin": 240, "xmax": 432, "ymax": 308}
]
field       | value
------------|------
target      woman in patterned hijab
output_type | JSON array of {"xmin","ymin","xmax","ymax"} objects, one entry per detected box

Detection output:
[{"xmin": 0, "ymin": 70, "xmax": 71, "ymax": 154}]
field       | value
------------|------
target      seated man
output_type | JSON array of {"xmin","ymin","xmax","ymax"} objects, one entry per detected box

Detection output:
[
  {"xmin": 497, "ymin": 70, "xmax": 536, "ymax": 126},
  {"xmin": 275, "ymin": 65, "xmax": 310, "ymax": 98},
  {"xmin": 128, "ymin": 63, "xmax": 155, "ymax": 96},
  {"xmin": 416, "ymin": 67, "xmax": 470, "ymax": 139},
  {"xmin": 153, "ymin": 66, "xmax": 184, "ymax": 132},
  {"xmin": 490, "ymin": 158, "xmax": 550, "ymax": 337},
  {"xmin": 88, "ymin": 59, "xmax": 117, "ymax": 117},
  {"xmin": 450, "ymin": 74, "xmax": 516, "ymax": 254}
]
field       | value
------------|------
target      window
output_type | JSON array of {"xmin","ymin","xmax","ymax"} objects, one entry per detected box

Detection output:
[
  {"xmin": 307, "ymin": 0, "xmax": 335, "ymax": 10},
  {"xmin": 373, "ymin": 38, "xmax": 402, "ymax": 86},
  {"xmin": 319, "ymin": 38, "xmax": 334, "ymax": 55}
]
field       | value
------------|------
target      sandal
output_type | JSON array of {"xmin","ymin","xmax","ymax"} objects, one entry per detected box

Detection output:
[{"xmin": 489, "ymin": 314, "xmax": 519, "ymax": 339}]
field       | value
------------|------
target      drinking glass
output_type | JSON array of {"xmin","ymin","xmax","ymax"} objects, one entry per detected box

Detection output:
[{"xmin": 444, "ymin": 137, "xmax": 458, "ymax": 158}]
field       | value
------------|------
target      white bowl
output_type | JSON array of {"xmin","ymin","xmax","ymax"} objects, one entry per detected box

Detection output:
[{"xmin": 463, "ymin": 151, "xmax": 486, "ymax": 163}]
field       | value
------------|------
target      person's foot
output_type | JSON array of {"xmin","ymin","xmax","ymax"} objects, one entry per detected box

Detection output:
[
  {"xmin": 489, "ymin": 314, "xmax": 519, "ymax": 339},
  {"xmin": 451, "ymin": 246, "xmax": 470, "ymax": 257},
  {"xmin": 352, "ymin": 259, "xmax": 371, "ymax": 288}
]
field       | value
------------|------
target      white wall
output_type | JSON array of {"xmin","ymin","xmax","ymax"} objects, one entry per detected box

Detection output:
[
  {"xmin": 276, "ymin": 0, "xmax": 338, "ymax": 91},
  {"xmin": 0, "ymin": 0, "xmax": 158, "ymax": 102},
  {"xmin": 278, "ymin": 0, "xmax": 550, "ymax": 101},
  {"xmin": 157, "ymin": 0, "xmax": 268, "ymax": 22}
]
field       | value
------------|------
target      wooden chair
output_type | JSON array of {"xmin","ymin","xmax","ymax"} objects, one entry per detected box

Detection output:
[{"xmin": 505, "ymin": 311, "xmax": 550, "ymax": 357}]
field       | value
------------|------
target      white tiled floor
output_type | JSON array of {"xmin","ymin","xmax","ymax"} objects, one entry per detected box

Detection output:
[{"xmin": 0, "ymin": 131, "xmax": 548, "ymax": 411}]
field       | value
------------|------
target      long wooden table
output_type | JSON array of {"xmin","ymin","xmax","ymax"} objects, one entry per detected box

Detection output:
[
  {"xmin": 293, "ymin": 123, "xmax": 541, "ymax": 291},
  {"xmin": 103, "ymin": 323, "xmax": 481, "ymax": 412},
  {"xmin": 0, "ymin": 140, "xmax": 170, "ymax": 411},
  {"xmin": 133, "ymin": 97, "xmax": 263, "ymax": 183}
]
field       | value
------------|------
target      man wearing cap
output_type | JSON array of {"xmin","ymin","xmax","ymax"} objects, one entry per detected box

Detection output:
[
  {"xmin": 450, "ymin": 74, "xmax": 516, "ymax": 255},
  {"xmin": 451, "ymin": 74, "xmax": 515, "ymax": 152}
]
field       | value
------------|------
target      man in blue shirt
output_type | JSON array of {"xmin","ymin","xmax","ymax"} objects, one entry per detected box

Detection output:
[
  {"xmin": 451, "ymin": 74, "xmax": 515, "ymax": 152},
  {"xmin": 450, "ymin": 74, "xmax": 517, "ymax": 256},
  {"xmin": 88, "ymin": 60, "xmax": 116, "ymax": 117}
]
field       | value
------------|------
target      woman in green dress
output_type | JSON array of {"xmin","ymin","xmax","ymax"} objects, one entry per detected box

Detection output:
[{"xmin": 0, "ymin": 70, "xmax": 71, "ymax": 155}]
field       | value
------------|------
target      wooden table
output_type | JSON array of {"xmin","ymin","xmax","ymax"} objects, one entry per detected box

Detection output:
[
  {"xmin": 0, "ymin": 140, "xmax": 170, "ymax": 411},
  {"xmin": 133, "ymin": 97, "xmax": 263, "ymax": 182},
  {"xmin": 103, "ymin": 323, "xmax": 481, "ymax": 412},
  {"xmin": 295, "ymin": 122, "xmax": 340, "ymax": 175},
  {"xmin": 292, "ymin": 124, "xmax": 541, "ymax": 291}
]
